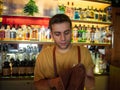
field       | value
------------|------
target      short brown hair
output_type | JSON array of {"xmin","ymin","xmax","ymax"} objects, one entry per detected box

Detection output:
[{"xmin": 49, "ymin": 14, "xmax": 72, "ymax": 31}]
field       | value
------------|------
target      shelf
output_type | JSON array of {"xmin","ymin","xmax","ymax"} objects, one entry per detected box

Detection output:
[
  {"xmin": 72, "ymin": 19, "xmax": 112, "ymax": 25},
  {"xmin": 83, "ymin": 0, "xmax": 111, "ymax": 4},
  {"xmin": 0, "ymin": 40, "xmax": 54, "ymax": 45},
  {"xmin": 72, "ymin": 42, "xmax": 111, "ymax": 46},
  {"xmin": 0, "ymin": 40, "xmax": 111, "ymax": 46}
]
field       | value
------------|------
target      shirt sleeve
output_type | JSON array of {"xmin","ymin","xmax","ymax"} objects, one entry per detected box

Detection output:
[
  {"xmin": 81, "ymin": 46, "xmax": 95, "ymax": 72},
  {"xmin": 34, "ymin": 52, "xmax": 45, "ymax": 81}
]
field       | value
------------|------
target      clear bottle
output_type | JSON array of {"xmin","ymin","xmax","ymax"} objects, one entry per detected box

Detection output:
[
  {"xmin": 72, "ymin": 24, "xmax": 78, "ymax": 42},
  {"xmin": 86, "ymin": 25, "xmax": 91, "ymax": 43},
  {"xmin": 94, "ymin": 25, "xmax": 100, "ymax": 43},
  {"xmin": 5, "ymin": 25, "xmax": 10, "ymax": 40},
  {"xmin": 39, "ymin": 26, "xmax": 46, "ymax": 41},
  {"xmin": 17, "ymin": 27, "xmax": 24, "ymax": 40},
  {"xmin": 90, "ymin": 25, "xmax": 95, "ymax": 43},
  {"xmin": 10, "ymin": 27, "xmax": 16, "ymax": 40},
  {"xmin": 86, "ymin": 6, "xmax": 90, "ymax": 20},
  {"xmin": 23, "ymin": 25, "xmax": 30, "ymax": 40},
  {"xmin": 90, "ymin": 6, "xmax": 94, "ymax": 21}
]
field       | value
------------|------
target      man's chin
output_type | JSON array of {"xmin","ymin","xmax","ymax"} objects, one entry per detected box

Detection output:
[{"xmin": 58, "ymin": 44, "xmax": 68, "ymax": 49}]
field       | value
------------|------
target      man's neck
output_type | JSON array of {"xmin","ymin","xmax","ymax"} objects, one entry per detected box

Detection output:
[{"xmin": 56, "ymin": 44, "xmax": 72, "ymax": 54}]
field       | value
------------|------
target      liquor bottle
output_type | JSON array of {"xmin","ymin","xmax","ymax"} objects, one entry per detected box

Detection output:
[
  {"xmin": 102, "ymin": 9, "xmax": 107, "ymax": 22},
  {"xmin": 5, "ymin": 25, "xmax": 10, "ymax": 40},
  {"xmin": 10, "ymin": 27, "xmax": 16, "ymax": 40},
  {"xmin": 86, "ymin": 25, "xmax": 91, "ymax": 43},
  {"xmin": 31, "ymin": 26, "xmax": 38, "ymax": 40},
  {"xmin": 2, "ymin": 59, "xmax": 10, "ymax": 76},
  {"xmin": 78, "ymin": 24, "xmax": 82, "ymax": 42},
  {"xmin": 72, "ymin": 24, "xmax": 78, "ymax": 42},
  {"xmin": 0, "ymin": 25, "xmax": 5, "ymax": 40},
  {"xmin": 74, "ymin": 8, "xmax": 80, "ymax": 20},
  {"xmin": 81, "ymin": 25, "xmax": 87, "ymax": 42},
  {"xmin": 45, "ymin": 27, "xmax": 51, "ymax": 42},
  {"xmin": 90, "ymin": 25, "xmax": 95, "ymax": 43},
  {"xmin": 65, "ymin": 1, "xmax": 71, "ymax": 18},
  {"xmin": 11, "ymin": 58, "xmax": 19, "ymax": 76},
  {"xmin": 23, "ymin": 25, "xmax": 30, "ymax": 40},
  {"xmin": 98, "ymin": 8, "xmax": 103, "ymax": 21},
  {"xmin": 86, "ymin": 6, "xmax": 90, "ymax": 20},
  {"xmin": 17, "ymin": 26, "xmax": 24, "ymax": 40},
  {"xmin": 25, "ymin": 59, "xmax": 34, "ymax": 76},
  {"xmin": 94, "ymin": 25, "xmax": 101, "ymax": 43},
  {"xmin": 94, "ymin": 8, "xmax": 99, "ymax": 21},
  {"xmin": 39, "ymin": 26, "xmax": 46, "ymax": 41},
  {"xmin": 90, "ymin": 6, "xmax": 94, "ymax": 21},
  {"xmin": 19, "ymin": 60, "xmax": 26, "ymax": 76}
]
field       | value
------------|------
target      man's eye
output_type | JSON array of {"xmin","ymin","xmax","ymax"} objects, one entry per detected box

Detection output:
[
  {"xmin": 64, "ymin": 31, "xmax": 70, "ymax": 35},
  {"xmin": 54, "ymin": 32, "xmax": 60, "ymax": 36}
]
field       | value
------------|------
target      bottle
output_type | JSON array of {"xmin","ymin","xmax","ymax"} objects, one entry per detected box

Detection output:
[
  {"xmin": 31, "ymin": 25, "xmax": 38, "ymax": 40},
  {"xmin": 2, "ymin": 59, "xmax": 10, "ymax": 76},
  {"xmin": 22, "ymin": 25, "xmax": 30, "ymax": 40},
  {"xmin": 65, "ymin": 1, "xmax": 71, "ymax": 18},
  {"xmin": 5, "ymin": 25, "xmax": 10, "ymax": 40},
  {"xmin": 98, "ymin": 8, "xmax": 103, "ymax": 21},
  {"xmin": 94, "ymin": 52, "xmax": 100, "ymax": 74},
  {"xmin": 0, "ymin": 25, "xmax": 5, "ymax": 40},
  {"xmin": 90, "ymin": 6, "xmax": 94, "ymax": 21},
  {"xmin": 11, "ymin": 58, "xmax": 19, "ymax": 76},
  {"xmin": 39, "ymin": 26, "xmax": 46, "ymax": 41},
  {"xmin": 19, "ymin": 60, "xmax": 26, "ymax": 76},
  {"xmin": 45, "ymin": 27, "xmax": 51, "ymax": 42},
  {"xmin": 90, "ymin": 25, "xmax": 95, "ymax": 43},
  {"xmin": 78, "ymin": 24, "xmax": 82, "ymax": 42},
  {"xmin": 72, "ymin": 24, "xmax": 78, "ymax": 42},
  {"xmin": 94, "ymin": 8, "xmax": 99, "ymax": 21},
  {"xmin": 86, "ymin": 25, "xmax": 91, "ymax": 43},
  {"xmin": 82, "ymin": 25, "xmax": 87, "ymax": 42},
  {"xmin": 102, "ymin": 9, "xmax": 107, "ymax": 22},
  {"xmin": 74, "ymin": 8, "xmax": 80, "ymax": 20},
  {"xmin": 16, "ymin": 27, "xmax": 24, "ymax": 40},
  {"xmin": 86, "ymin": 6, "xmax": 89, "ymax": 20},
  {"xmin": 94, "ymin": 25, "xmax": 100, "ymax": 43},
  {"xmin": 10, "ymin": 27, "xmax": 16, "ymax": 40}
]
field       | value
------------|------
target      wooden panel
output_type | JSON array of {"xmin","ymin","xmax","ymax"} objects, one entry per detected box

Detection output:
[
  {"xmin": 111, "ymin": 8, "xmax": 120, "ymax": 64},
  {"xmin": 109, "ymin": 65, "xmax": 120, "ymax": 90}
]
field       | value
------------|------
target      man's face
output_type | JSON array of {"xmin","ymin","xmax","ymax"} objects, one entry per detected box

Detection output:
[{"xmin": 51, "ymin": 22, "xmax": 72, "ymax": 49}]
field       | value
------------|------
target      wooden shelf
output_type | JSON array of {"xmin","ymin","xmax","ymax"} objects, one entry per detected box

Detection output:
[
  {"xmin": 0, "ymin": 40, "xmax": 111, "ymax": 46},
  {"xmin": 72, "ymin": 19, "xmax": 112, "ymax": 25},
  {"xmin": 83, "ymin": 0, "xmax": 111, "ymax": 4}
]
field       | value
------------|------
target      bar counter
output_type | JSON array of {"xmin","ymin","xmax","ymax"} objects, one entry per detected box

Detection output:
[{"xmin": 0, "ymin": 73, "xmax": 109, "ymax": 90}]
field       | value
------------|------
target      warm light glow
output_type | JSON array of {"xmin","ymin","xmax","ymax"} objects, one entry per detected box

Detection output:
[{"xmin": 58, "ymin": 0, "xmax": 111, "ymax": 9}]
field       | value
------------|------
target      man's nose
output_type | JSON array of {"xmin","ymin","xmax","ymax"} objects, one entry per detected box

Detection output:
[{"xmin": 60, "ymin": 33, "xmax": 66, "ymax": 41}]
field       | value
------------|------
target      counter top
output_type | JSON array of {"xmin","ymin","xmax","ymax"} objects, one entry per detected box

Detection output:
[
  {"xmin": 0, "ymin": 72, "xmax": 109, "ymax": 80},
  {"xmin": 0, "ymin": 75, "xmax": 34, "ymax": 80}
]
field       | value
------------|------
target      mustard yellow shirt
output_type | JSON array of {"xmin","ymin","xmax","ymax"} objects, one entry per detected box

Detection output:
[{"xmin": 34, "ymin": 45, "xmax": 94, "ymax": 81}]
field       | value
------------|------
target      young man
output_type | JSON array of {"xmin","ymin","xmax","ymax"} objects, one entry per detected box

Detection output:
[{"xmin": 34, "ymin": 14, "xmax": 95, "ymax": 90}]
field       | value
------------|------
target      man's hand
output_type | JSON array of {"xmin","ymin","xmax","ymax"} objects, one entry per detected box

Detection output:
[{"xmin": 48, "ymin": 77, "xmax": 65, "ymax": 90}]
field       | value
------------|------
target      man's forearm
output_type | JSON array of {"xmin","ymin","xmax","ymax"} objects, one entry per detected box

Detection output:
[
  {"xmin": 34, "ymin": 79, "xmax": 50, "ymax": 90},
  {"xmin": 34, "ymin": 77, "xmax": 65, "ymax": 90},
  {"xmin": 85, "ymin": 75, "xmax": 95, "ymax": 90}
]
